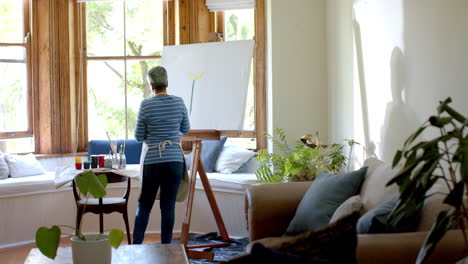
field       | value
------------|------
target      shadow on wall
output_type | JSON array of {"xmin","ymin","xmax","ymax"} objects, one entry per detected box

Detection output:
[{"xmin": 380, "ymin": 47, "xmax": 418, "ymax": 162}]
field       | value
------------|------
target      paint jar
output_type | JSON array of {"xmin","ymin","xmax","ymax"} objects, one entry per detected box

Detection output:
[
  {"xmin": 98, "ymin": 155, "xmax": 105, "ymax": 168},
  {"xmin": 75, "ymin": 157, "xmax": 82, "ymax": 170},
  {"xmin": 83, "ymin": 161, "xmax": 90, "ymax": 170},
  {"xmin": 91, "ymin": 155, "xmax": 98, "ymax": 169},
  {"xmin": 104, "ymin": 157, "xmax": 112, "ymax": 169}
]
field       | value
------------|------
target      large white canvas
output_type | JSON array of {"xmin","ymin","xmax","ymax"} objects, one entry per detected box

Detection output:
[{"xmin": 161, "ymin": 40, "xmax": 254, "ymax": 130}]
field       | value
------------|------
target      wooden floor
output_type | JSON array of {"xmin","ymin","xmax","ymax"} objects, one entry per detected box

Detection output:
[{"xmin": 0, "ymin": 233, "xmax": 180, "ymax": 264}]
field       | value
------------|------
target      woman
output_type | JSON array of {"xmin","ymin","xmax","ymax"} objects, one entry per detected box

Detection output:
[{"xmin": 133, "ymin": 66, "xmax": 190, "ymax": 244}]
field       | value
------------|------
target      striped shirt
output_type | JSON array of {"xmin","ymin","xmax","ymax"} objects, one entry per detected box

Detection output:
[{"xmin": 134, "ymin": 95, "xmax": 190, "ymax": 164}]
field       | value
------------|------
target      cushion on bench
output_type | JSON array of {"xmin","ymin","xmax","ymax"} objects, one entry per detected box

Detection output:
[{"xmin": 88, "ymin": 139, "xmax": 143, "ymax": 164}]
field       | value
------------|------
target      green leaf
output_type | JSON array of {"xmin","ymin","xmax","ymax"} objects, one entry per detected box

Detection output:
[
  {"xmin": 402, "ymin": 125, "xmax": 428, "ymax": 152},
  {"xmin": 443, "ymin": 181, "xmax": 464, "ymax": 207},
  {"xmin": 436, "ymin": 97, "xmax": 452, "ymax": 114},
  {"xmin": 387, "ymin": 155, "xmax": 421, "ymax": 187},
  {"xmin": 76, "ymin": 171, "xmax": 107, "ymax": 198},
  {"xmin": 97, "ymin": 174, "xmax": 108, "ymax": 189},
  {"xmin": 36, "ymin": 226, "xmax": 61, "ymax": 260},
  {"xmin": 442, "ymin": 104, "xmax": 466, "ymax": 124},
  {"xmin": 453, "ymin": 136, "xmax": 468, "ymax": 185},
  {"xmin": 416, "ymin": 210, "xmax": 457, "ymax": 264},
  {"xmin": 392, "ymin": 150, "xmax": 402, "ymax": 167},
  {"xmin": 429, "ymin": 116, "xmax": 452, "ymax": 128},
  {"xmin": 109, "ymin": 229, "xmax": 124, "ymax": 249}
]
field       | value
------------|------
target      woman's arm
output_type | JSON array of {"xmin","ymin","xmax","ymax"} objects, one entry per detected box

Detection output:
[{"xmin": 134, "ymin": 101, "xmax": 147, "ymax": 142}]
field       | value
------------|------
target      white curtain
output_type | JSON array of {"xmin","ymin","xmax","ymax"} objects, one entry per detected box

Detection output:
[{"xmin": 205, "ymin": 0, "xmax": 255, "ymax": 12}]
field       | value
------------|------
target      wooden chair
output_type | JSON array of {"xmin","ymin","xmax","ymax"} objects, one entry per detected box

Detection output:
[{"xmin": 72, "ymin": 172, "xmax": 132, "ymax": 244}]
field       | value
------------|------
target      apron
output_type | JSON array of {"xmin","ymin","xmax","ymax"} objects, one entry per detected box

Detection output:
[{"xmin": 139, "ymin": 141, "xmax": 189, "ymax": 202}]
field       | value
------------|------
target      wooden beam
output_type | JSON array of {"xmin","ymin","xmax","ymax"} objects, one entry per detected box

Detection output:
[
  {"xmin": 74, "ymin": 3, "xmax": 88, "ymax": 152},
  {"xmin": 178, "ymin": 0, "xmax": 190, "ymax": 45},
  {"xmin": 216, "ymin": 11, "xmax": 224, "ymax": 39},
  {"xmin": 163, "ymin": 0, "xmax": 176, "ymax": 46},
  {"xmin": 254, "ymin": 0, "xmax": 267, "ymax": 150},
  {"xmin": 35, "ymin": 0, "xmax": 53, "ymax": 153},
  {"xmin": 33, "ymin": 0, "xmax": 76, "ymax": 154}
]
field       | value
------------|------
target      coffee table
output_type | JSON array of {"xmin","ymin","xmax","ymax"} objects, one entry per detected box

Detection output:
[{"xmin": 24, "ymin": 243, "xmax": 188, "ymax": 264}]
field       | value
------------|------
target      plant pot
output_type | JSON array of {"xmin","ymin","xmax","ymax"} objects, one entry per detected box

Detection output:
[{"xmin": 71, "ymin": 234, "xmax": 111, "ymax": 264}]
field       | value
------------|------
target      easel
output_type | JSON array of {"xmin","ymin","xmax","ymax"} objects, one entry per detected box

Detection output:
[{"xmin": 180, "ymin": 130, "xmax": 230, "ymax": 260}]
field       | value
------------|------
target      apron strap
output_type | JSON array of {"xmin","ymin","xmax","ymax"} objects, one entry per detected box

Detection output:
[{"xmin": 146, "ymin": 140, "xmax": 183, "ymax": 158}]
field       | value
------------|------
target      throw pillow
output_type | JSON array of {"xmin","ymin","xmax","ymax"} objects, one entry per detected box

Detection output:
[
  {"xmin": 0, "ymin": 152, "xmax": 9, "ymax": 180},
  {"xmin": 356, "ymin": 196, "xmax": 420, "ymax": 234},
  {"xmin": 225, "ymin": 212, "xmax": 360, "ymax": 264},
  {"xmin": 214, "ymin": 145, "xmax": 256, "ymax": 174},
  {"xmin": 360, "ymin": 158, "xmax": 400, "ymax": 212},
  {"xmin": 329, "ymin": 195, "xmax": 364, "ymax": 223},
  {"xmin": 285, "ymin": 167, "xmax": 368, "ymax": 235},
  {"xmin": 185, "ymin": 136, "xmax": 227, "ymax": 173},
  {"xmin": 4, "ymin": 153, "xmax": 46, "ymax": 178}
]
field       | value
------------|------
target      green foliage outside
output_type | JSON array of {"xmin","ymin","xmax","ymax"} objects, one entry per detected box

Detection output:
[
  {"xmin": 0, "ymin": 1, "xmax": 26, "ymax": 132},
  {"xmin": 86, "ymin": 1, "xmax": 162, "ymax": 139},
  {"xmin": 256, "ymin": 128, "xmax": 348, "ymax": 183},
  {"xmin": 225, "ymin": 10, "xmax": 255, "ymax": 130},
  {"xmin": 35, "ymin": 171, "xmax": 124, "ymax": 260}
]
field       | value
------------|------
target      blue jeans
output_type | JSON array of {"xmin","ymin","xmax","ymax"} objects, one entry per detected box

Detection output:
[{"xmin": 133, "ymin": 162, "xmax": 183, "ymax": 244}]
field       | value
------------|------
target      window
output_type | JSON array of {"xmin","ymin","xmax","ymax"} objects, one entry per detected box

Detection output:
[
  {"xmin": 224, "ymin": 9, "xmax": 256, "ymax": 149},
  {"xmin": 82, "ymin": 0, "xmax": 164, "ymax": 140},
  {"xmin": 0, "ymin": 0, "xmax": 33, "ymax": 153}
]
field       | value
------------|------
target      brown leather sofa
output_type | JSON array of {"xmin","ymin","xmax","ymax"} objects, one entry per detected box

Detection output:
[{"xmin": 245, "ymin": 158, "xmax": 467, "ymax": 264}]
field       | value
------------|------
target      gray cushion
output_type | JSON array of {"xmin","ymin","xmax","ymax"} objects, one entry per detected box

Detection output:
[
  {"xmin": 285, "ymin": 167, "xmax": 368, "ymax": 235},
  {"xmin": 356, "ymin": 196, "xmax": 420, "ymax": 234},
  {"xmin": 0, "ymin": 153, "xmax": 9, "ymax": 180},
  {"xmin": 185, "ymin": 136, "xmax": 227, "ymax": 173}
]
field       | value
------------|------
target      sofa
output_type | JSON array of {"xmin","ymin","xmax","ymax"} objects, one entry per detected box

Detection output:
[{"xmin": 245, "ymin": 158, "xmax": 467, "ymax": 264}]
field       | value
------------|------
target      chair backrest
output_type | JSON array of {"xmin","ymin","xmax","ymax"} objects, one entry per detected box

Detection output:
[
  {"xmin": 88, "ymin": 139, "xmax": 143, "ymax": 164},
  {"xmin": 72, "ymin": 172, "xmax": 131, "ymax": 202}
]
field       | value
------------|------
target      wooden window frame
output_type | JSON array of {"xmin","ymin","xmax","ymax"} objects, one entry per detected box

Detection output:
[
  {"xmin": 74, "ymin": 0, "xmax": 266, "ymax": 152},
  {"xmin": 176, "ymin": 0, "xmax": 266, "ymax": 149},
  {"xmin": 0, "ymin": 0, "xmax": 33, "ymax": 140},
  {"xmin": 75, "ymin": 0, "xmax": 167, "ymax": 152}
]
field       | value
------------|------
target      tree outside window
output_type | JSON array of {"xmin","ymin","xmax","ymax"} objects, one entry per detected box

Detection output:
[
  {"xmin": 0, "ymin": 0, "xmax": 33, "ymax": 153},
  {"xmin": 84, "ymin": 1, "xmax": 163, "ymax": 141},
  {"xmin": 224, "ymin": 9, "xmax": 256, "ymax": 149}
]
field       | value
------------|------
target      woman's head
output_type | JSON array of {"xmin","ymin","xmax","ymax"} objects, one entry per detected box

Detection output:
[{"xmin": 147, "ymin": 66, "xmax": 168, "ymax": 93}]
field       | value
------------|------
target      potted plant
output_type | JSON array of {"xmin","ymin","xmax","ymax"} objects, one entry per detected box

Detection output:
[
  {"xmin": 35, "ymin": 170, "xmax": 124, "ymax": 263},
  {"xmin": 255, "ymin": 128, "xmax": 348, "ymax": 183},
  {"xmin": 387, "ymin": 97, "xmax": 467, "ymax": 263}
]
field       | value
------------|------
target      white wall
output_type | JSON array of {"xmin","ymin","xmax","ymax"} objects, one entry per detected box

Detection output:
[
  {"xmin": 327, "ymin": 0, "xmax": 468, "ymax": 165},
  {"xmin": 266, "ymin": 0, "xmax": 328, "ymax": 150}
]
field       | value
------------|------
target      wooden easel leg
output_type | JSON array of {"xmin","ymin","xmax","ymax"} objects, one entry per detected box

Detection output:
[
  {"xmin": 180, "ymin": 141, "xmax": 201, "ymax": 247},
  {"xmin": 196, "ymin": 160, "xmax": 230, "ymax": 242},
  {"xmin": 180, "ymin": 140, "xmax": 231, "ymax": 259}
]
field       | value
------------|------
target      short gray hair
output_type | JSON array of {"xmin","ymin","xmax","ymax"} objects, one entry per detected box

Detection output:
[{"xmin": 147, "ymin": 66, "xmax": 168, "ymax": 90}]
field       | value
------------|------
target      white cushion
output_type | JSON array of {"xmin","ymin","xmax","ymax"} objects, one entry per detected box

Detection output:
[
  {"xmin": 0, "ymin": 172, "xmax": 56, "ymax": 197},
  {"xmin": 329, "ymin": 195, "xmax": 364, "ymax": 223},
  {"xmin": 215, "ymin": 145, "xmax": 256, "ymax": 174},
  {"xmin": 5, "ymin": 153, "xmax": 46, "ymax": 178},
  {"xmin": 0, "ymin": 152, "xmax": 9, "ymax": 180},
  {"xmin": 360, "ymin": 157, "xmax": 400, "ymax": 212}
]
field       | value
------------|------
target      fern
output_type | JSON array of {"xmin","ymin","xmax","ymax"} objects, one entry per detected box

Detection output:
[{"xmin": 255, "ymin": 128, "xmax": 349, "ymax": 183}]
